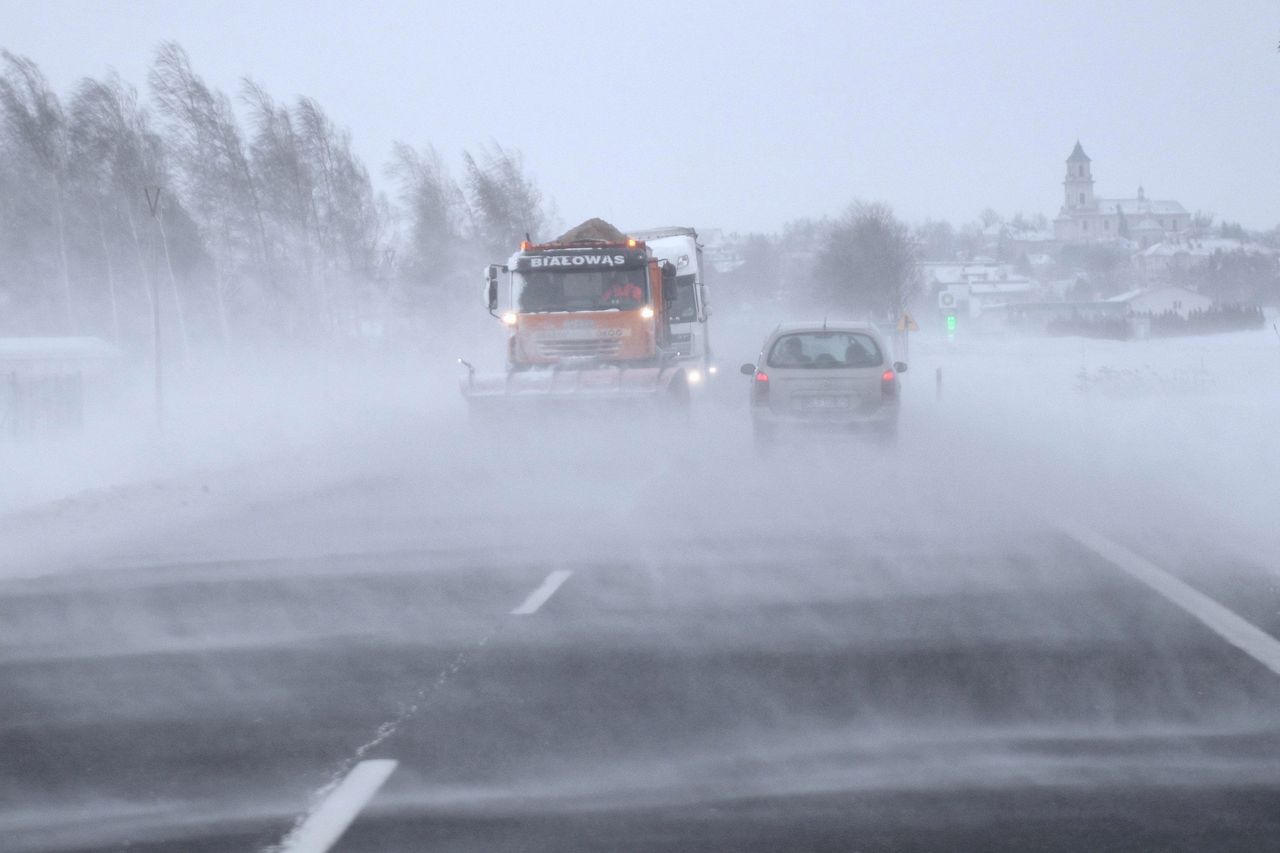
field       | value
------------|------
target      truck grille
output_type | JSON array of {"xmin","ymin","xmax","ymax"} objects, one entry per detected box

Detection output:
[{"xmin": 537, "ymin": 338, "xmax": 623, "ymax": 359}]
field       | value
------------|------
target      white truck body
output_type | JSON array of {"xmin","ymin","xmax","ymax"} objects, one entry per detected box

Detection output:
[{"xmin": 627, "ymin": 227, "xmax": 712, "ymax": 382}]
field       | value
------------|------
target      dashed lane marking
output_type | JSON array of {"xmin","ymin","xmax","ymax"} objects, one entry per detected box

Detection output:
[
  {"xmin": 277, "ymin": 759, "xmax": 398, "ymax": 853},
  {"xmin": 274, "ymin": 566, "xmax": 571, "ymax": 850},
  {"xmin": 511, "ymin": 569, "xmax": 574, "ymax": 615},
  {"xmin": 270, "ymin": 636, "xmax": 492, "ymax": 852},
  {"xmin": 1063, "ymin": 522, "xmax": 1280, "ymax": 678}
]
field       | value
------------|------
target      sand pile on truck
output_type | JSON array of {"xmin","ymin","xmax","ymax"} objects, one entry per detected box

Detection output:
[{"xmin": 553, "ymin": 218, "xmax": 629, "ymax": 243}]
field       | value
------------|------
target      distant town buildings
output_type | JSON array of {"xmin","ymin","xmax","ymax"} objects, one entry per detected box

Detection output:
[
  {"xmin": 1053, "ymin": 141, "xmax": 1190, "ymax": 247},
  {"xmin": 697, "ymin": 228, "xmax": 746, "ymax": 275}
]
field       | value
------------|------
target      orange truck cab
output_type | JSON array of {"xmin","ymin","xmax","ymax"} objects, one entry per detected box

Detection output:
[
  {"xmin": 486, "ymin": 236, "xmax": 678, "ymax": 369},
  {"xmin": 461, "ymin": 219, "xmax": 691, "ymax": 412}
]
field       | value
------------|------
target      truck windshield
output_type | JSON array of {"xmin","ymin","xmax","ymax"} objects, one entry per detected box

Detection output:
[
  {"xmin": 514, "ymin": 268, "xmax": 649, "ymax": 313},
  {"xmin": 667, "ymin": 273, "xmax": 698, "ymax": 323}
]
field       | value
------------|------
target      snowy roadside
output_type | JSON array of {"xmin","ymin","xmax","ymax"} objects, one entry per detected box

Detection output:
[
  {"xmin": 3, "ymin": 326, "xmax": 1277, "ymax": 582},
  {"xmin": 905, "ymin": 327, "xmax": 1280, "ymax": 570},
  {"xmin": 1, "ymin": 343, "xmax": 467, "ymax": 578}
]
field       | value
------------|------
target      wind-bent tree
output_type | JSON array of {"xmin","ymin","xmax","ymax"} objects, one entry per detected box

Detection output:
[
  {"xmin": 462, "ymin": 143, "xmax": 547, "ymax": 258},
  {"xmin": 150, "ymin": 41, "xmax": 267, "ymax": 342},
  {"xmin": 0, "ymin": 51, "xmax": 76, "ymax": 331},
  {"xmin": 295, "ymin": 97, "xmax": 385, "ymax": 308},
  {"xmin": 70, "ymin": 73, "xmax": 179, "ymax": 343},
  {"xmin": 0, "ymin": 41, "xmax": 553, "ymax": 346},
  {"xmin": 387, "ymin": 142, "xmax": 466, "ymax": 291},
  {"xmin": 243, "ymin": 80, "xmax": 318, "ymax": 329}
]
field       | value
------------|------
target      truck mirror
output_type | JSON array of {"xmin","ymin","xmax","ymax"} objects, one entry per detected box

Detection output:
[
  {"xmin": 484, "ymin": 265, "xmax": 500, "ymax": 310},
  {"xmin": 661, "ymin": 261, "xmax": 676, "ymax": 304}
]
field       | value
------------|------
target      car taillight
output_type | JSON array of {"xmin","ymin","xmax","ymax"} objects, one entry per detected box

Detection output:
[
  {"xmin": 752, "ymin": 371, "xmax": 769, "ymax": 402},
  {"xmin": 881, "ymin": 369, "xmax": 898, "ymax": 397}
]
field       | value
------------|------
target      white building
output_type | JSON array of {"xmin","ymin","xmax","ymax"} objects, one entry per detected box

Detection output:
[
  {"xmin": 1133, "ymin": 236, "xmax": 1279, "ymax": 283},
  {"xmin": 1107, "ymin": 286, "xmax": 1212, "ymax": 318},
  {"xmin": 921, "ymin": 260, "xmax": 1033, "ymax": 290},
  {"xmin": 1053, "ymin": 142, "xmax": 1190, "ymax": 247},
  {"xmin": 698, "ymin": 228, "xmax": 745, "ymax": 274}
]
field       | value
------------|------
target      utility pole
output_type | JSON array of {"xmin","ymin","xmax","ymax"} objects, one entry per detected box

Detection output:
[{"xmin": 145, "ymin": 186, "xmax": 163, "ymax": 430}]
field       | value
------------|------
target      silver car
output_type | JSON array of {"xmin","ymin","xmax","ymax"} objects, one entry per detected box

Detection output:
[{"xmin": 740, "ymin": 322, "xmax": 906, "ymax": 448}]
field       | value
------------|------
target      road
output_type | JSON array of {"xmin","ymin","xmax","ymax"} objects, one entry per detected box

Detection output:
[{"xmin": 3, "ymin": 336, "xmax": 1280, "ymax": 852}]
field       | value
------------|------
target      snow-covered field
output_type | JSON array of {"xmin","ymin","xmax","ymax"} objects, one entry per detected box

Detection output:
[
  {"xmin": 906, "ymin": 327, "xmax": 1280, "ymax": 566},
  {"xmin": 3, "ymin": 322, "xmax": 1278, "ymax": 580}
]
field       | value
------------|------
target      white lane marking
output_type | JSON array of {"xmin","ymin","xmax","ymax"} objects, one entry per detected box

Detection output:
[
  {"xmin": 511, "ymin": 569, "xmax": 573, "ymax": 615},
  {"xmin": 278, "ymin": 759, "xmax": 398, "ymax": 853},
  {"xmin": 1063, "ymin": 522, "xmax": 1280, "ymax": 678}
]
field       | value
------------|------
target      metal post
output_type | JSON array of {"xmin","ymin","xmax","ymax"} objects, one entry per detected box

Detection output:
[{"xmin": 935, "ymin": 367, "xmax": 942, "ymax": 401}]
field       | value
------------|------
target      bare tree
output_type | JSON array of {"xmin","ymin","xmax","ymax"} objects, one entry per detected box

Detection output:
[
  {"xmin": 813, "ymin": 201, "xmax": 919, "ymax": 320},
  {"xmin": 915, "ymin": 219, "xmax": 957, "ymax": 262}
]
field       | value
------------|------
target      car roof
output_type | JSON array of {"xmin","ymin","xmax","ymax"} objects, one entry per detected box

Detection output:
[{"xmin": 770, "ymin": 320, "xmax": 882, "ymax": 335}]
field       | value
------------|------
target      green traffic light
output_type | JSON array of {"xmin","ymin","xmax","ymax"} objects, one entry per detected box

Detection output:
[{"xmin": 946, "ymin": 314, "xmax": 957, "ymax": 332}]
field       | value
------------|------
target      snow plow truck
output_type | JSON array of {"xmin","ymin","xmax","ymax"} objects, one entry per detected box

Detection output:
[{"xmin": 459, "ymin": 219, "xmax": 692, "ymax": 414}]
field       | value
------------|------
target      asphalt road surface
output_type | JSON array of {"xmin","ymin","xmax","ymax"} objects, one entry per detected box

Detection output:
[{"xmin": 4, "ymin": 404, "xmax": 1279, "ymax": 853}]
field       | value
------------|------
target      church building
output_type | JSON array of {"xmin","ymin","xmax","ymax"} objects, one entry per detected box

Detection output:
[{"xmin": 1053, "ymin": 142, "xmax": 1189, "ymax": 247}]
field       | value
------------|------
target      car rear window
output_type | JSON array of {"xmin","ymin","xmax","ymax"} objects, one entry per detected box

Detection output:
[{"xmin": 766, "ymin": 332, "xmax": 883, "ymax": 369}]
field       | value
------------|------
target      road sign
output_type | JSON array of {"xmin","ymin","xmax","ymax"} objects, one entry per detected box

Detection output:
[{"xmin": 897, "ymin": 311, "xmax": 919, "ymax": 332}]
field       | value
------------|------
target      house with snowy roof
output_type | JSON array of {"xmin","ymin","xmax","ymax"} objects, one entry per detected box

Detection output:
[
  {"xmin": 1106, "ymin": 286, "xmax": 1212, "ymax": 319},
  {"xmin": 1133, "ymin": 236, "xmax": 1279, "ymax": 283},
  {"xmin": 1053, "ymin": 142, "xmax": 1190, "ymax": 247}
]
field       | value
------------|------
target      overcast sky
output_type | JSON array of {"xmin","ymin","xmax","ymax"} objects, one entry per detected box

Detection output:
[{"xmin": 4, "ymin": 0, "xmax": 1278, "ymax": 234}]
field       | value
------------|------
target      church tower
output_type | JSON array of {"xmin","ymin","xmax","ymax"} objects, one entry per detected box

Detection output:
[{"xmin": 1063, "ymin": 141, "xmax": 1095, "ymax": 210}]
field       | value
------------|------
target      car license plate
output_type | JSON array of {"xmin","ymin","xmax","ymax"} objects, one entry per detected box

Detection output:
[{"xmin": 800, "ymin": 395, "xmax": 850, "ymax": 410}]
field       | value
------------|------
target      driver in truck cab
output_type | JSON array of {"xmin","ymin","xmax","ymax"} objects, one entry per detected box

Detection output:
[{"xmin": 600, "ymin": 277, "xmax": 643, "ymax": 309}]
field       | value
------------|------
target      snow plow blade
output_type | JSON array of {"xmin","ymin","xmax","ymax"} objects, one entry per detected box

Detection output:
[{"xmin": 460, "ymin": 364, "xmax": 687, "ymax": 414}]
